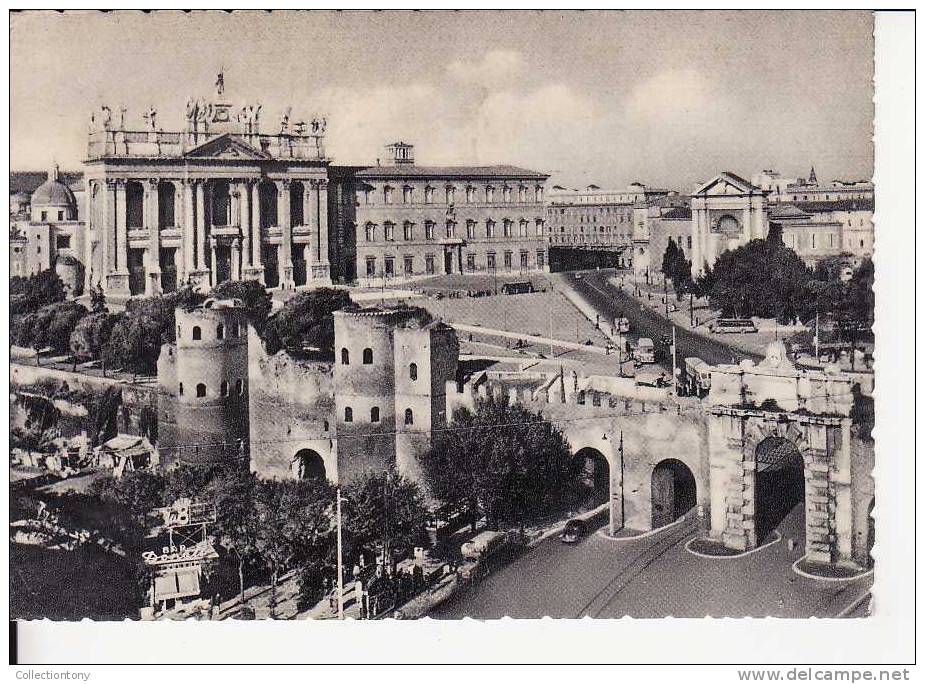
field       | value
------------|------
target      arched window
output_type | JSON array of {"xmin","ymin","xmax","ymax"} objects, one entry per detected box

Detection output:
[
  {"xmin": 323, "ymin": 420, "xmax": 330, "ymax": 432},
  {"xmin": 409, "ymin": 362, "xmax": 418, "ymax": 381},
  {"xmin": 192, "ymin": 326, "xmax": 202, "ymax": 341},
  {"xmin": 177, "ymin": 325, "xmax": 182, "ymax": 339},
  {"xmin": 344, "ymin": 406, "xmax": 353, "ymax": 422},
  {"xmin": 216, "ymin": 324, "xmax": 224, "ymax": 340},
  {"xmin": 179, "ymin": 383, "xmax": 184, "ymax": 396},
  {"xmin": 341, "ymin": 348, "xmax": 350, "ymax": 365},
  {"xmin": 370, "ymin": 406, "xmax": 380, "ymax": 423},
  {"xmin": 236, "ymin": 379, "xmax": 243, "ymax": 395},
  {"xmin": 363, "ymin": 348, "xmax": 373, "ymax": 364},
  {"xmin": 196, "ymin": 383, "xmax": 207, "ymax": 398},
  {"xmin": 221, "ymin": 381, "xmax": 229, "ymax": 397},
  {"xmin": 405, "ymin": 408, "xmax": 414, "ymax": 425}
]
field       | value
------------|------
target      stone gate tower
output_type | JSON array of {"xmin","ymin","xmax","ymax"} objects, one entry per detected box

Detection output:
[{"xmin": 158, "ymin": 298, "xmax": 250, "ymax": 466}]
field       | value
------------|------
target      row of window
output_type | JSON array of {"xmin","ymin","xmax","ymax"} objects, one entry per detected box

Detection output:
[
  {"xmin": 363, "ymin": 218, "xmax": 545, "ymax": 242},
  {"xmin": 39, "ymin": 210, "xmax": 67, "ymax": 222},
  {"xmin": 179, "ymin": 379, "xmax": 245, "ymax": 398},
  {"xmin": 361, "ymin": 184, "xmax": 543, "ymax": 206},
  {"xmin": 340, "ymin": 351, "xmax": 420, "ymax": 380},
  {"xmin": 343, "ymin": 406, "xmax": 415, "ymax": 425},
  {"xmin": 178, "ymin": 322, "xmax": 243, "ymax": 341},
  {"xmin": 364, "ymin": 250, "xmax": 545, "ymax": 277}
]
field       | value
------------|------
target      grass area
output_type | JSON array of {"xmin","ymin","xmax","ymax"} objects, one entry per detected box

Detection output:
[
  {"xmin": 10, "ymin": 542, "xmax": 140, "ymax": 620},
  {"xmin": 402, "ymin": 272, "xmax": 555, "ymax": 294},
  {"xmin": 417, "ymin": 291, "xmax": 609, "ymax": 346}
]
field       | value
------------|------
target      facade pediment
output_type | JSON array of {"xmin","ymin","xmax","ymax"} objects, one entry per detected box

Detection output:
[
  {"xmin": 694, "ymin": 172, "xmax": 759, "ymax": 197},
  {"xmin": 184, "ymin": 134, "xmax": 270, "ymax": 160}
]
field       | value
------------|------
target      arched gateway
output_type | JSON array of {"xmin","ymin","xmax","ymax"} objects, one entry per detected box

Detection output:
[{"xmin": 706, "ymin": 344, "xmax": 858, "ymax": 567}]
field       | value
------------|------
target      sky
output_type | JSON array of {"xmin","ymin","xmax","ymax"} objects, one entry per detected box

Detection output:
[{"xmin": 10, "ymin": 10, "xmax": 874, "ymax": 191}]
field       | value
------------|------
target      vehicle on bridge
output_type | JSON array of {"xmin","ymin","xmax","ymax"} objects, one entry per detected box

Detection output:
[
  {"xmin": 708, "ymin": 318, "xmax": 758, "ymax": 334},
  {"xmin": 633, "ymin": 337, "xmax": 656, "ymax": 364}
]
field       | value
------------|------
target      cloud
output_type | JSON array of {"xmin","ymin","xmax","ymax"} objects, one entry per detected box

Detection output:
[
  {"xmin": 446, "ymin": 49, "xmax": 525, "ymax": 88},
  {"xmin": 625, "ymin": 68, "xmax": 720, "ymax": 123}
]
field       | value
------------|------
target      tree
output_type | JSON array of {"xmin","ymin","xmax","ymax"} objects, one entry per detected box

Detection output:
[
  {"xmin": 70, "ymin": 312, "xmax": 121, "ymax": 361},
  {"xmin": 253, "ymin": 477, "xmax": 335, "ymax": 616},
  {"xmin": 211, "ymin": 280, "xmax": 272, "ymax": 333},
  {"xmin": 88, "ymin": 385, "xmax": 122, "ymax": 447},
  {"xmin": 103, "ymin": 313, "xmax": 165, "ymax": 375},
  {"xmin": 661, "ymin": 238, "xmax": 680, "ymax": 278},
  {"xmin": 702, "ymin": 237, "xmax": 812, "ymax": 323},
  {"xmin": 261, "ymin": 288, "xmax": 353, "ymax": 356},
  {"xmin": 420, "ymin": 396, "xmax": 579, "ymax": 529},
  {"xmin": 88, "ymin": 470, "xmax": 167, "ymax": 527},
  {"xmin": 13, "ymin": 301, "xmax": 88, "ymax": 353},
  {"xmin": 211, "ymin": 467, "xmax": 260, "ymax": 613},
  {"xmin": 90, "ymin": 282, "xmax": 107, "ymax": 314},
  {"xmin": 10, "ymin": 268, "xmax": 66, "ymax": 316},
  {"xmin": 342, "ymin": 469, "xmax": 426, "ymax": 569}
]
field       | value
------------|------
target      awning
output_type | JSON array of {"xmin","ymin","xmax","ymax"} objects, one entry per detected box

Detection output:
[{"xmin": 153, "ymin": 568, "xmax": 201, "ymax": 601}]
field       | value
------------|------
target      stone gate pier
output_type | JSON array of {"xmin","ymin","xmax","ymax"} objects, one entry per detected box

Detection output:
[{"xmin": 705, "ymin": 343, "xmax": 870, "ymax": 569}]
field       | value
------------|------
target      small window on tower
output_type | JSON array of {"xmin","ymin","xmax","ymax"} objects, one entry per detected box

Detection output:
[{"xmin": 409, "ymin": 362, "xmax": 418, "ymax": 381}]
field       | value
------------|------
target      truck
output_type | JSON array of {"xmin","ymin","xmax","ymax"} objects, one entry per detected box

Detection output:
[
  {"xmin": 684, "ymin": 357, "xmax": 712, "ymax": 397},
  {"xmin": 633, "ymin": 337, "xmax": 656, "ymax": 364}
]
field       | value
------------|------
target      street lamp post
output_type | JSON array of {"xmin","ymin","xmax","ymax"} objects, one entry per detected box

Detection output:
[{"xmin": 336, "ymin": 487, "xmax": 345, "ymax": 620}]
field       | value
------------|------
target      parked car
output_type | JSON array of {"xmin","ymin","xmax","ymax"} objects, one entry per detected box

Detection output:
[
  {"xmin": 684, "ymin": 357, "xmax": 711, "ymax": 397},
  {"xmin": 633, "ymin": 337, "xmax": 656, "ymax": 364},
  {"xmin": 708, "ymin": 318, "xmax": 758, "ymax": 334},
  {"xmin": 558, "ymin": 519, "xmax": 587, "ymax": 544}
]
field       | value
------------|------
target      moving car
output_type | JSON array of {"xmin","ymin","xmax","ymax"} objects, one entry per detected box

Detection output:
[
  {"xmin": 708, "ymin": 318, "xmax": 758, "ymax": 334},
  {"xmin": 616, "ymin": 317, "xmax": 630, "ymax": 334},
  {"xmin": 558, "ymin": 519, "xmax": 587, "ymax": 544}
]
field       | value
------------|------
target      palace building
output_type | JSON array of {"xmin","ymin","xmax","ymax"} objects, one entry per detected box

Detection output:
[
  {"xmin": 82, "ymin": 74, "xmax": 332, "ymax": 298},
  {"xmin": 330, "ymin": 142, "xmax": 550, "ymax": 284}
]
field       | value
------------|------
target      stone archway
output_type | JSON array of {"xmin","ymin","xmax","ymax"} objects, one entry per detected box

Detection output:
[
  {"xmin": 710, "ymin": 412, "xmax": 851, "ymax": 565},
  {"xmin": 575, "ymin": 446, "xmax": 610, "ymax": 506},
  {"xmin": 292, "ymin": 448, "xmax": 326, "ymax": 481},
  {"xmin": 651, "ymin": 458, "xmax": 697, "ymax": 529},
  {"xmin": 753, "ymin": 436, "xmax": 805, "ymax": 545}
]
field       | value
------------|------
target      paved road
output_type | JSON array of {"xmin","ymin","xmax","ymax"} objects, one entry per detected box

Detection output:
[
  {"xmin": 430, "ymin": 504, "xmax": 872, "ymax": 619},
  {"xmin": 564, "ymin": 270, "xmax": 763, "ymax": 371}
]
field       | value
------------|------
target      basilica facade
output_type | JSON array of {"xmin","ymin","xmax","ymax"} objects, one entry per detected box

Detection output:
[{"xmin": 82, "ymin": 78, "xmax": 332, "ymax": 298}]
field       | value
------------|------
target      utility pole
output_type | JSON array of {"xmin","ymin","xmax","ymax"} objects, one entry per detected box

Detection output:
[
  {"xmin": 336, "ymin": 487, "xmax": 345, "ymax": 620},
  {"xmin": 815, "ymin": 312, "xmax": 820, "ymax": 362},
  {"xmin": 663, "ymin": 275, "xmax": 669, "ymax": 319},
  {"xmin": 671, "ymin": 325, "xmax": 678, "ymax": 395}
]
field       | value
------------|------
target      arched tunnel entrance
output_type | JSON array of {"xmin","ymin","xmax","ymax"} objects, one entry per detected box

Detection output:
[
  {"xmin": 754, "ymin": 436, "xmax": 805, "ymax": 545},
  {"xmin": 575, "ymin": 447, "xmax": 610, "ymax": 507},
  {"xmin": 651, "ymin": 459, "xmax": 697, "ymax": 529},
  {"xmin": 292, "ymin": 449, "xmax": 326, "ymax": 481}
]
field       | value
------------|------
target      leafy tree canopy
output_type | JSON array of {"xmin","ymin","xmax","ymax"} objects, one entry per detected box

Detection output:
[
  {"xmin": 261, "ymin": 287, "xmax": 353, "ymax": 357},
  {"xmin": 420, "ymin": 396, "xmax": 579, "ymax": 528}
]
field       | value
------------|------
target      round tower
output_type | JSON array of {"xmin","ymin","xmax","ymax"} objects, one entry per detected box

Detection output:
[
  {"xmin": 333, "ymin": 307, "xmax": 425, "ymax": 481},
  {"xmin": 171, "ymin": 298, "xmax": 250, "ymax": 466}
]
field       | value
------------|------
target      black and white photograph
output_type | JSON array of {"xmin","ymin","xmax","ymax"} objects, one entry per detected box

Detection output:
[{"xmin": 5, "ymin": 7, "xmax": 916, "ymax": 671}]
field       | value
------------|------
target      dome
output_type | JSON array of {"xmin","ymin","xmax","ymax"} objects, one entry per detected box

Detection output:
[{"xmin": 32, "ymin": 178, "xmax": 76, "ymax": 208}]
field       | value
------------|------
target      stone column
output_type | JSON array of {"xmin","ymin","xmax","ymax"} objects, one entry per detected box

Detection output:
[
  {"xmin": 239, "ymin": 181, "xmax": 251, "ymax": 270},
  {"xmin": 251, "ymin": 182, "xmax": 263, "ymax": 269},
  {"xmin": 84, "ymin": 180, "xmax": 97, "ymax": 292},
  {"xmin": 279, "ymin": 180, "xmax": 293, "ymax": 287},
  {"xmin": 145, "ymin": 178, "xmax": 161, "ymax": 295},
  {"xmin": 210, "ymin": 236, "xmax": 218, "ymax": 287},
  {"xmin": 182, "ymin": 180, "xmax": 196, "ymax": 281},
  {"xmin": 312, "ymin": 179, "xmax": 332, "ymax": 284},
  {"xmin": 196, "ymin": 182, "xmax": 207, "ymax": 270},
  {"xmin": 302, "ymin": 181, "xmax": 312, "ymax": 230},
  {"xmin": 231, "ymin": 237, "xmax": 241, "ymax": 281},
  {"xmin": 115, "ymin": 180, "xmax": 128, "ymax": 273},
  {"xmin": 691, "ymin": 204, "xmax": 703, "ymax": 277}
]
